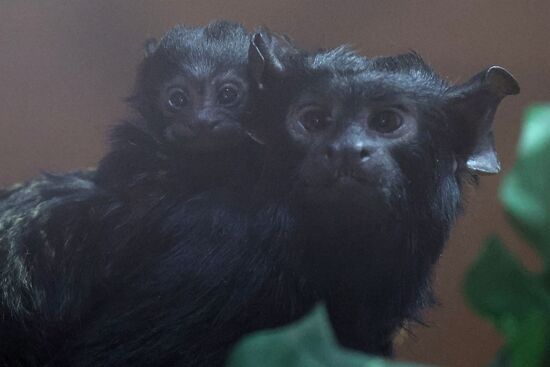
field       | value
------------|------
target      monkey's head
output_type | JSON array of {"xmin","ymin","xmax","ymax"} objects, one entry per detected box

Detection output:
[
  {"xmin": 249, "ymin": 30, "xmax": 519, "ymax": 228},
  {"xmin": 129, "ymin": 21, "xmax": 253, "ymax": 152},
  {"xmin": 247, "ymin": 31, "xmax": 519, "ymax": 319}
]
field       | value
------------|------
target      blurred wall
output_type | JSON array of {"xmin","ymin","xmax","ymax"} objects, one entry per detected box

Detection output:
[{"xmin": 0, "ymin": 1, "xmax": 548, "ymax": 366}]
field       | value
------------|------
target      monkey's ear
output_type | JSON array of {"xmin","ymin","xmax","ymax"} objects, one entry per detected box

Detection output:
[
  {"xmin": 248, "ymin": 28, "xmax": 299, "ymax": 87},
  {"xmin": 144, "ymin": 38, "xmax": 158, "ymax": 58},
  {"xmin": 447, "ymin": 66, "xmax": 519, "ymax": 175}
]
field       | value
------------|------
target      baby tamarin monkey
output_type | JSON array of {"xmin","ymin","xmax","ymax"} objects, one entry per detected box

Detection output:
[{"xmin": 94, "ymin": 20, "xmax": 263, "ymax": 198}]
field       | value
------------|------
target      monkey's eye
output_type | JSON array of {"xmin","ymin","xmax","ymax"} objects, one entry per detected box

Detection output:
[
  {"xmin": 167, "ymin": 89, "xmax": 188, "ymax": 111},
  {"xmin": 368, "ymin": 110, "xmax": 403, "ymax": 133},
  {"xmin": 298, "ymin": 107, "xmax": 331, "ymax": 131},
  {"xmin": 217, "ymin": 84, "xmax": 240, "ymax": 106}
]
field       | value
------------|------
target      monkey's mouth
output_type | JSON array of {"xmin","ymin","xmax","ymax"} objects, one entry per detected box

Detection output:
[
  {"xmin": 333, "ymin": 170, "xmax": 370, "ymax": 185},
  {"xmin": 322, "ymin": 169, "xmax": 374, "ymax": 188},
  {"xmin": 300, "ymin": 166, "xmax": 395, "ymax": 204},
  {"xmin": 302, "ymin": 170, "xmax": 372, "ymax": 191},
  {"xmin": 165, "ymin": 122, "xmax": 246, "ymax": 150}
]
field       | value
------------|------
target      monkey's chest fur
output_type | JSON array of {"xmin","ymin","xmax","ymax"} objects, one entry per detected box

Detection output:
[{"xmin": 58, "ymin": 175, "xmax": 458, "ymax": 367}]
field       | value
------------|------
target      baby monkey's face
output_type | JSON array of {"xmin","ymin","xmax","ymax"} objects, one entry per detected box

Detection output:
[
  {"xmin": 132, "ymin": 21, "xmax": 254, "ymax": 153},
  {"xmin": 158, "ymin": 65, "xmax": 251, "ymax": 151}
]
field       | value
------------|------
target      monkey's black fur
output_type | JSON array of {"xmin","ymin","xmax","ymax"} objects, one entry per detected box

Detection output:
[
  {"xmin": 0, "ymin": 171, "xmax": 106, "ymax": 366},
  {"xmin": 0, "ymin": 23, "xmax": 518, "ymax": 367},
  {"xmin": 51, "ymin": 31, "xmax": 518, "ymax": 367}
]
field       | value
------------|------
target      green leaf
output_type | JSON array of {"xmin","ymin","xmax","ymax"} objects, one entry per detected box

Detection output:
[
  {"xmin": 463, "ymin": 236, "xmax": 550, "ymax": 335},
  {"xmin": 488, "ymin": 349, "xmax": 512, "ymax": 367},
  {"xmin": 489, "ymin": 312, "xmax": 550, "ymax": 367},
  {"xmin": 500, "ymin": 104, "xmax": 550, "ymax": 265},
  {"xmin": 226, "ymin": 305, "xmax": 426, "ymax": 367},
  {"xmin": 465, "ymin": 105, "xmax": 550, "ymax": 367},
  {"xmin": 506, "ymin": 312, "xmax": 550, "ymax": 367}
]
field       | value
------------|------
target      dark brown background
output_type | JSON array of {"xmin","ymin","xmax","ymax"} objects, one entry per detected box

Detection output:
[{"xmin": 0, "ymin": 1, "xmax": 547, "ymax": 366}]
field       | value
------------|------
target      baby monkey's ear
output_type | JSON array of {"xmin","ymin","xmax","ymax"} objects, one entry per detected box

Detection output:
[
  {"xmin": 248, "ymin": 28, "xmax": 300, "ymax": 88},
  {"xmin": 144, "ymin": 38, "xmax": 158, "ymax": 58},
  {"xmin": 446, "ymin": 66, "xmax": 519, "ymax": 175}
]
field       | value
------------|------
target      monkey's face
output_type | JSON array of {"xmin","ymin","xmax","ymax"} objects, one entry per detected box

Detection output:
[
  {"xmin": 281, "ymin": 74, "xmax": 444, "ymax": 213},
  {"xmin": 132, "ymin": 22, "xmax": 254, "ymax": 153},
  {"xmin": 156, "ymin": 66, "xmax": 251, "ymax": 152}
]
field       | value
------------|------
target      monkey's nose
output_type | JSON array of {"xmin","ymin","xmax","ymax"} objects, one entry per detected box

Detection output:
[
  {"xmin": 195, "ymin": 110, "xmax": 221, "ymax": 130},
  {"xmin": 325, "ymin": 142, "xmax": 372, "ymax": 167}
]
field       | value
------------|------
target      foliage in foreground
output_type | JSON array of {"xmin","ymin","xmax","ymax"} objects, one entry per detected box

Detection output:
[
  {"xmin": 464, "ymin": 105, "xmax": 550, "ymax": 367},
  {"xmin": 226, "ymin": 305, "xmax": 425, "ymax": 367}
]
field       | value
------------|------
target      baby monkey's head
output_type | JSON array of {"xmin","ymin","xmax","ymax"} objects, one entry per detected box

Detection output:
[{"xmin": 130, "ymin": 21, "xmax": 253, "ymax": 152}]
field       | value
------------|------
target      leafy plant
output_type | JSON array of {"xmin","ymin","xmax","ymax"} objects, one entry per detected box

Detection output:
[
  {"xmin": 464, "ymin": 105, "xmax": 550, "ymax": 367},
  {"xmin": 226, "ymin": 305, "xmax": 425, "ymax": 367}
]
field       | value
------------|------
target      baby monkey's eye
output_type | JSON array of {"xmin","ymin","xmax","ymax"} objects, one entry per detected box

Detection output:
[
  {"xmin": 298, "ymin": 107, "xmax": 331, "ymax": 131},
  {"xmin": 368, "ymin": 110, "xmax": 403, "ymax": 133},
  {"xmin": 217, "ymin": 84, "xmax": 240, "ymax": 106},
  {"xmin": 167, "ymin": 89, "xmax": 188, "ymax": 111}
]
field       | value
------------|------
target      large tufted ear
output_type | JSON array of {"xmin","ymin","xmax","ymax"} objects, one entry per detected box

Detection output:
[
  {"xmin": 245, "ymin": 29, "xmax": 302, "ymax": 145},
  {"xmin": 248, "ymin": 28, "xmax": 300, "ymax": 89},
  {"xmin": 446, "ymin": 66, "xmax": 519, "ymax": 174}
]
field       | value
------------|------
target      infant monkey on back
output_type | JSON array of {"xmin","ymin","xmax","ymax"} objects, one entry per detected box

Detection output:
[{"xmin": 0, "ymin": 20, "xmax": 518, "ymax": 367}]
